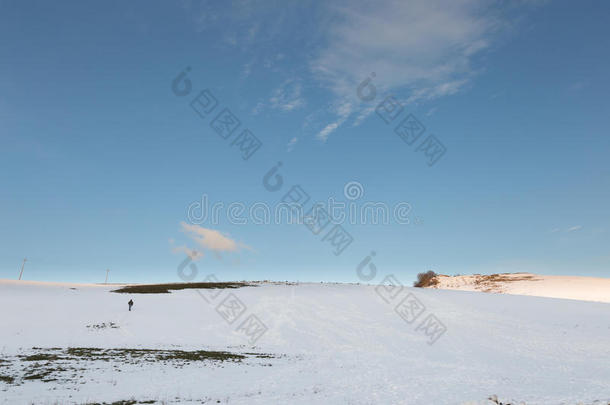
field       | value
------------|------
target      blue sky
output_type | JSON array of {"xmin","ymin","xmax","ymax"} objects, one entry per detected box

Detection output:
[{"xmin": 1, "ymin": 0, "xmax": 609, "ymax": 284}]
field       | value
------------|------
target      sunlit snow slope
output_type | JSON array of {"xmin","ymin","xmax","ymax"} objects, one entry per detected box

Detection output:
[
  {"xmin": 428, "ymin": 273, "xmax": 610, "ymax": 303},
  {"xmin": 1, "ymin": 279, "xmax": 609, "ymax": 404}
]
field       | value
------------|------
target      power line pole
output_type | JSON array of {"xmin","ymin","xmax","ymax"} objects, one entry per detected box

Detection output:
[
  {"xmin": 105, "ymin": 269, "xmax": 109, "ymax": 284},
  {"xmin": 18, "ymin": 258, "xmax": 27, "ymax": 280}
]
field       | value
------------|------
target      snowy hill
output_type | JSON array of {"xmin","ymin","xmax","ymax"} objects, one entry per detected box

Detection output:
[
  {"xmin": 1, "ymin": 279, "xmax": 609, "ymax": 404},
  {"xmin": 426, "ymin": 273, "xmax": 610, "ymax": 303}
]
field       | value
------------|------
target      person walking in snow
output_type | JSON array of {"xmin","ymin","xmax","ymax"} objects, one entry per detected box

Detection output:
[{"xmin": 128, "ymin": 299, "xmax": 134, "ymax": 311}]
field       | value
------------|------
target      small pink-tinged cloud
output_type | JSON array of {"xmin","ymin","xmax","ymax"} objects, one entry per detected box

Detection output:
[{"xmin": 180, "ymin": 222, "xmax": 251, "ymax": 252}]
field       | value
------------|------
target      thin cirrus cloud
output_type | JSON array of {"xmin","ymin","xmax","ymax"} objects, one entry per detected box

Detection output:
[
  {"xmin": 312, "ymin": 1, "xmax": 494, "ymax": 94},
  {"xmin": 182, "ymin": 0, "xmax": 543, "ymax": 141},
  {"xmin": 286, "ymin": 136, "xmax": 298, "ymax": 152},
  {"xmin": 550, "ymin": 225, "xmax": 583, "ymax": 234},
  {"xmin": 316, "ymin": 101, "xmax": 353, "ymax": 142},
  {"xmin": 309, "ymin": 0, "xmax": 504, "ymax": 140},
  {"xmin": 269, "ymin": 80, "xmax": 305, "ymax": 112},
  {"xmin": 251, "ymin": 80, "xmax": 305, "ymax": 116}
]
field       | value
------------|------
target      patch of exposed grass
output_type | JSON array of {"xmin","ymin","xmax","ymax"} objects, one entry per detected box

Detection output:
[
  {"xmin": 1, "ymin": 347, "xmax": 276, "ymax": 389},
  {"xmin": 157, "ymin": 349, "xmax": 245, "ymax": 362},
  {"xmin": 474, "ymin": 273, "xmax": 536, "ymax": 284},
  {"xmin": 19, "ymin": 353, "xmax": 62, "ymax": 362},
  {"xmin": 66, "ymin": 347, "xmax": 105, "ymax": 358},
  {"xmin": 0, "ymin": 374, "xmax": 15, "ymax": 384},
  {"xmin": 63, "ymin": 347, "xmax": 257, "ymax": 365},
  {"xmin": 474, "ymin": 273, "xmax": 538, "ymax": 292},
  {"xmin": 63, "ymin": 348, "xmax": 245, "ymax": 362},
  {"xmin": 23, "ymin": 369, "xmax": 54, "ymax": 380},
  {"xmin": 243, "ymin": 352, "xmax": 275, "ymax": 358},
  {"xmin": 111, "ymin": 281, "xmax": 253, "ymax": 294}
]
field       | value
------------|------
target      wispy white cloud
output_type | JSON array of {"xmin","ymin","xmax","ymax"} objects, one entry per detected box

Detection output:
[
  {"xmin": 242, "ymin": 60, "xmax": 254, "ymax": 78},
  {"xmin": 352, "ymin": 105, "xmax": 376, "ymax": 127},
  {"xmin": 251, "ymin": 79, "xmax": 305, "ymax": 115},
  {"xmin": 287, "ymin": 136, "xmax": 298, "ymax": 152},
  {"xmin": 313, "ymin": 1, "xmax": 496, "ymax": 90},
  {"xmin": 316, "ymin": 101, "xmax": 352, "ymax": 141},
  {"xmin": 550, "ymin": 225, "xmax": 584, "ymax": 234},
  {"xmin": 251, "ymin": 100, "xmax": 265, "ymax": 115},
  {"xmin": 307, "ymin": 0, "xmax": 502, "ymax": 139},
  {"xmin": 270, "ymin": 80, "xmax": 305, "ymax": 112},
  {"xmin": 426, "ymin": 106, "xmax": 438, "ymax": 117},
  {"xmin": 405, "ymin": 79, "xmax": 469, "ymax": 104},
  {"xmin": 182, "ymin": 0, "xmax": 544, "ymax": 141}
]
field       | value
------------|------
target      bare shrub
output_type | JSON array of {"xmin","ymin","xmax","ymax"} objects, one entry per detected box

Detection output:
[{"xmin": 413, "ymin": 271, "xmax": 438, "ymax": 288}]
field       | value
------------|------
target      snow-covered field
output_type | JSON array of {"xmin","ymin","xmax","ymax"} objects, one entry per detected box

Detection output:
[
  {"xmin": 428, "ymin": 273, "xmax": 610, "ymax": 303},
  {"xmin": 1, "ymin": 279, "xmax": 609, "ymax": 404}
]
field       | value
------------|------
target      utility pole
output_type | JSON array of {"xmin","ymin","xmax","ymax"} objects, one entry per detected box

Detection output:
[
  {"xmin": 105, "ymin": 269, "xmax": 110, "ymax": 284},
  {"xmin": 18, "ymin": 258, "xmax": 27, "ymax": 280}
]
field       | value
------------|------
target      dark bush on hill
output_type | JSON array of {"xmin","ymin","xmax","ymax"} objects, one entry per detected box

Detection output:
[{"xmin": 413, "ymin": 271, "xmax": 438, "ymax": 288}]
